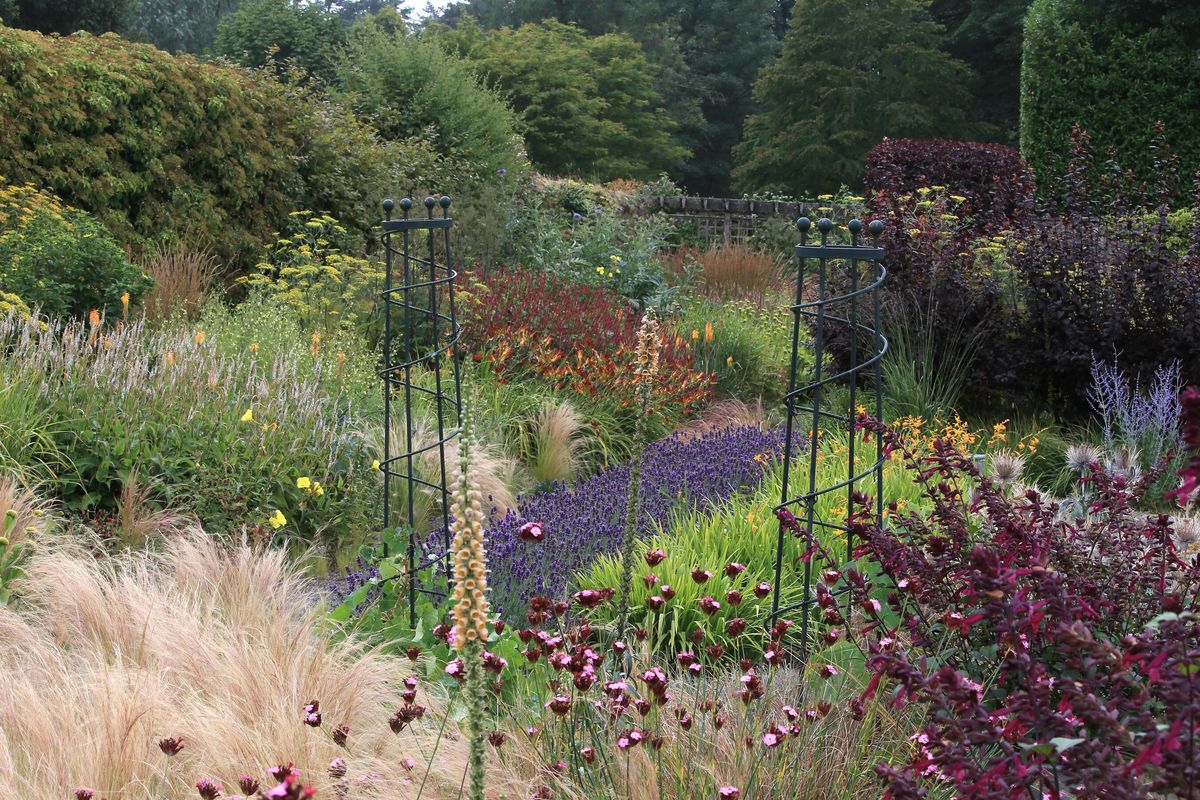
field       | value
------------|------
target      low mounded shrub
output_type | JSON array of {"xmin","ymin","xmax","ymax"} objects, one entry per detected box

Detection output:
[
  {"xmin": 0, "ymin": 25, "xmax": 440, "ymax": 271},
  {"xmin": 865, "ymin": 137, "xmax": 1036, "ymax": 231},
  {"xmin": 0, "ymin": 178, "xmax": 151, "ymax": 317}
]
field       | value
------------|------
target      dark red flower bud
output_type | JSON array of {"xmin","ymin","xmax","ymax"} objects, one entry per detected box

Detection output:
[
  {"xmin": 645, "ymin": 549, "xmax": 666, "ymax": 566},
  {"xmin": 725, "ymin": 562, "xmax": 747, "ymax": 578},
  {"xmin": 691, "ymin": 567, "xmax": 713, "ymax": 584},
  {"xmin": 158, "ymin": 736, "xmax": 184, "ymax": 756}
]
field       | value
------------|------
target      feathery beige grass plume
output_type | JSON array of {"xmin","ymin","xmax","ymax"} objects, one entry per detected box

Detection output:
[{"xmin": 0, "ymin": 532, "xmax": 531, "ymax": 799}]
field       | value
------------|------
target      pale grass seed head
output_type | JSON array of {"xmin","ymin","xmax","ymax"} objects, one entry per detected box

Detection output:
[
  {"xmin": 530, "ymin": 399, "xmax": 584, "ymax": 486},
  {"xmin": 0, "ymin": 532, "xmax": 530, "ymax": 799}
]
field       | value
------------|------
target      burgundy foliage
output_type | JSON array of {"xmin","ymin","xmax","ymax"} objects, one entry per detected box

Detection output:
[
  {"xmin": 865, "ymin": 138, "xmax": 1036, "ymax": 231},
  {"xmin": 813, "ymin": 415, "xmax": 1200, "ymax": 799}
]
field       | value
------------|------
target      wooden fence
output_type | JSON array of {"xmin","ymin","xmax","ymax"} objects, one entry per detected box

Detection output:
[{"xmin": 642, "ymin": 195, "xmax": 859, "ymax": 247}]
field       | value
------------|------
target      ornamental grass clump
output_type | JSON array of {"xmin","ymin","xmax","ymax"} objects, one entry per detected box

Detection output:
[
  {"xmin": 0, "ymin": 532, "xmax": 533, "ymax": 799},
  {"xmin": 0, "ymin": 310, "xmax": 375, "ymax": 553}
]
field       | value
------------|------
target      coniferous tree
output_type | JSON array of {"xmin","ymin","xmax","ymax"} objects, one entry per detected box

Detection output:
[
  {"xmin": 435, "ymin": 19, "xmax": 685, "ymax": 180},
  {"xmin": 733, "ymin": 0, "xmax": 974, "ymax": 195}
]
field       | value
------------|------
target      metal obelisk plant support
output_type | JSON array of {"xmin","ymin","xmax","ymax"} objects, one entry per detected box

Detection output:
[
  {"xmin": 771, "ymin": 216, "xmax": 888, "ymax": 661},
  {"xmin": 380, "ymin": 195, "xmax": 463, "ymax": 627}
]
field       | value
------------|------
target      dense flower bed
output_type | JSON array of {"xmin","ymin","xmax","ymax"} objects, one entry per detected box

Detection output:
[
  {"xmin": 484, "ymin": 425, "xmax": 785, "ymax": 616},
  {"xmin": 458, "ymin": 267, "xmax": 712, "ymax": 422}
]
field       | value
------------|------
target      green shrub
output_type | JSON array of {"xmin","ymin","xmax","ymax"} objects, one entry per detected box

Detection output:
[
  {"xmin": 1020, "ymin": 0, "xmax": 1200, "ymax": 200},
  {"xmin": 0, "ymin": 178, "xmax": 151, "ymax": 317},
  {"xmin": 0, "ymin": 25, "xmax": 423, "ymax": 270},
  {"xmin": 433, "ymin": 18, "xmax": 686, "ymax": 181},
  {"xmin": 336, "ymin": 13, "xmax": 526, "ymax": 192},
  {"xmin": 213, "ymin": 0, "xmax": 347, "ymax": 84}
]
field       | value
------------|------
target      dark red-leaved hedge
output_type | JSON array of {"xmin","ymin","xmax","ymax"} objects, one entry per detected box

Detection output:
[{"xmin": 865, "ymin": 138, "xmax": 1036, "ymax": 230}]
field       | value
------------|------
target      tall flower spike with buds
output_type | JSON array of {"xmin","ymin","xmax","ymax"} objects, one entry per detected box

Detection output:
[
  {"xmin": 615, "ymin": 313, "xmax": 662, "ymax": 642},
  {"xmin": 447, "ymin": 382, "xmax": 490, "ymax": 800},
  {"xmin": 449, "ymin": 390, "xmax": 491, "ymax": 650}
]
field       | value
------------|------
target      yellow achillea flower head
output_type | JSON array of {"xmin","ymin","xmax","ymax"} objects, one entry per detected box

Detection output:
[
  {"xmin": 268, "ymin": 510, "xmax": 287, "ymax": 529},
  {"xmin": 449, "ymin": 389, "xmax": 491, "ymax": 651}
]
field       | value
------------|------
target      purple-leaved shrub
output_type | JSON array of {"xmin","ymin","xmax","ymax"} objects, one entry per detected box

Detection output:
[{"xmin": 789, "ymin": 411, "xmax": 1200, "ymax": 799}]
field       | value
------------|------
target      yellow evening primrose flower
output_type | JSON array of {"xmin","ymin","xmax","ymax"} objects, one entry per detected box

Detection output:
[
  {"xmin": 372, "ymin": 459, "xmax": 381, "ymax": 471},
  {"xmin": 296, "ymin": 476, "xmax": 311, "ymax": 490},
  {"xmin": 313, "ymin": 484, "xmax": 324, "ymax": 497},
  {"xmin": 240, "ymin": 408, "xmax": 253, "ymax": 423},
  {"xmin": 268, "ymin": 510, "xmax": 287, "ymax": 529}
]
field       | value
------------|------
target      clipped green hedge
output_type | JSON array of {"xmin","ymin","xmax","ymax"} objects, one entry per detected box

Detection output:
[
  {"xmin": 1020, "ymin": 0, "xmax": 1200, "ymax": 200},
  {"xmin": 0, "ymin": 25, "xmax": 440, "ymax": 271}
]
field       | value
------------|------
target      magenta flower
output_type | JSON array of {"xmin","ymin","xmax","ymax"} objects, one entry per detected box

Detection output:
[
  {"xmin": 238, "ymin": 775, "xmax": 260, "ymax": 795},
  {"xmin": 518, "ymin": 521, "xmax": 546, "ymax": 542},
  {"xmin": 690, "ymin": 567, "xmax": 713, "ymax": 584},
  {"xmin": 699, "ymin": 595, "xmax": 721, "ymax": 615},
  {"xmin": 195, "ymin": 778, "xmax": 222, "ymax": 800},
  {"xmin": 645, "ymin": 548, "xmax": 666, "ymax": 566},
  {"xmin": 73, "ymin": 789, "xmax": 95, "ymax": 800},
  {"xmin": 719, "ymin": 787, "xmax": 741, "ymax": 799}
]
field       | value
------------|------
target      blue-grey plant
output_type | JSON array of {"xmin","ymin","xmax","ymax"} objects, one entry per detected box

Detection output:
[{"xmin": 1087, "ymin": 356, "xmax": 1183, "ymax": 467}]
